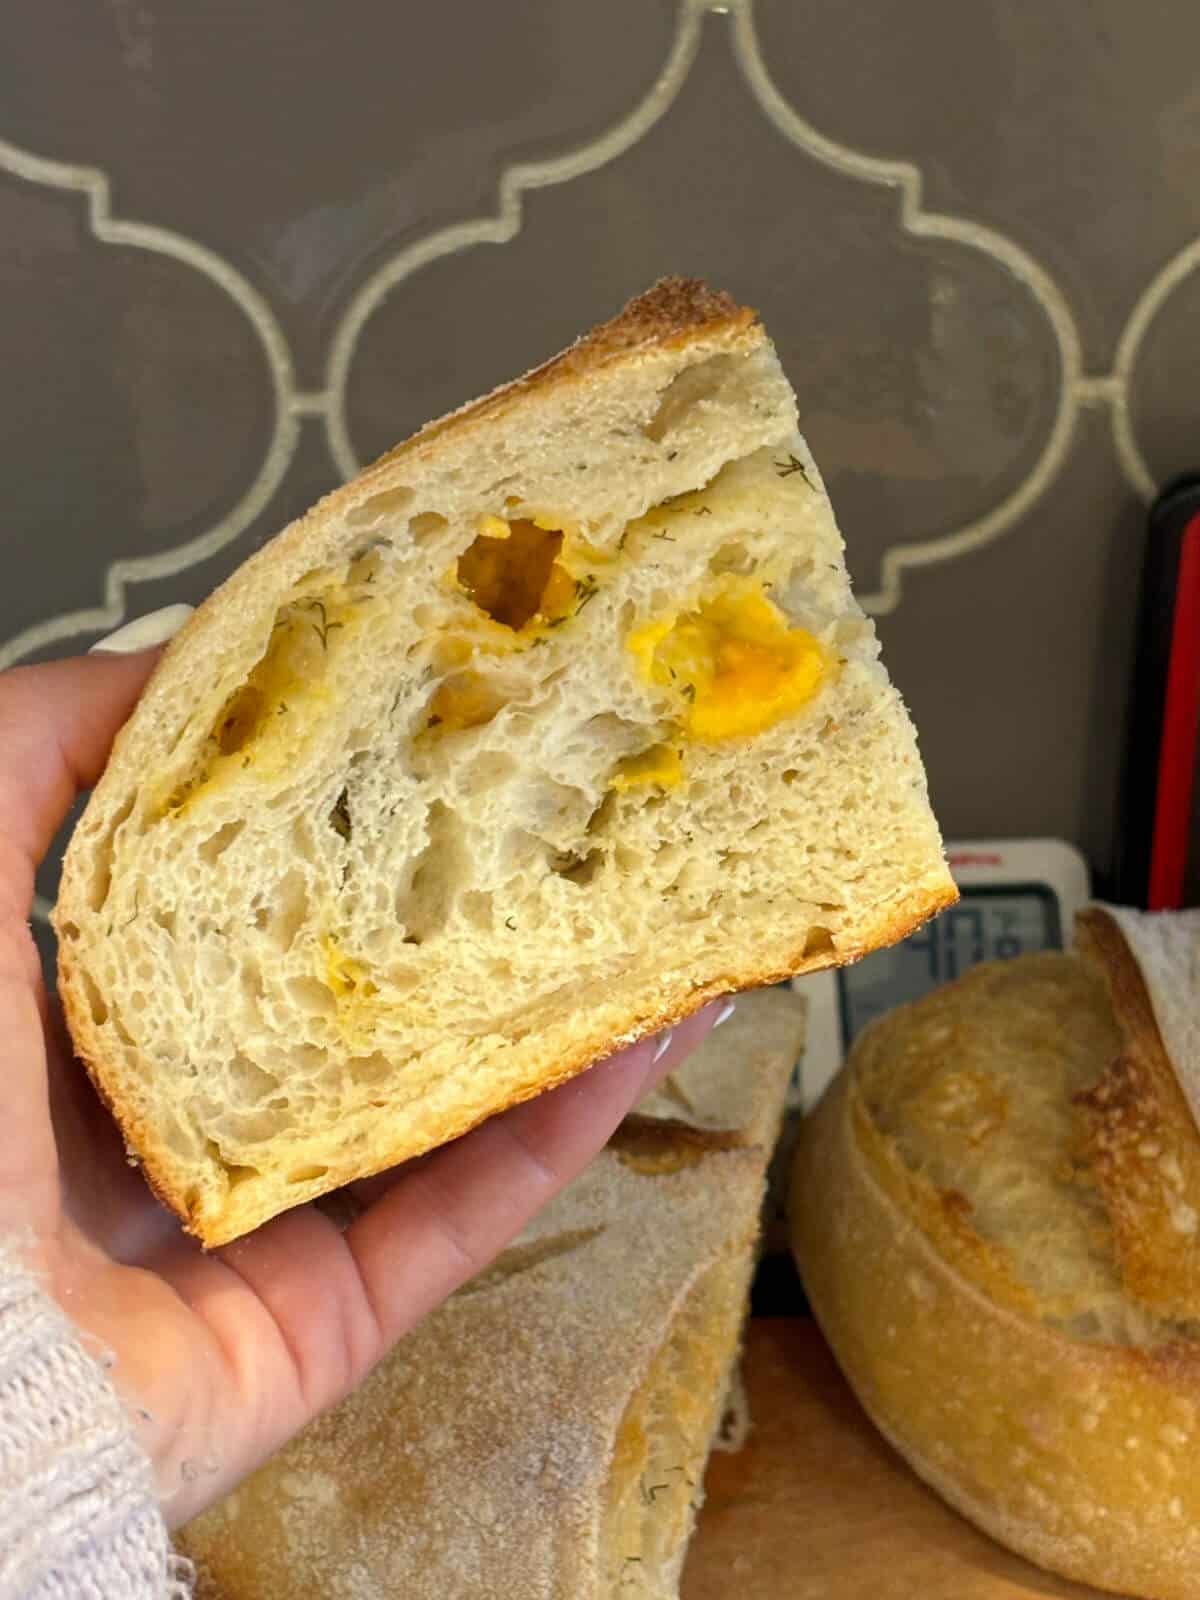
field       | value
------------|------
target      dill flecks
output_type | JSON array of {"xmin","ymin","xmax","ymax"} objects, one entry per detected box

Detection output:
[
  {"xmin": 299, "ymin": 597, "xmax": 344, "ymax": 648},
  {"xmin": 775, "ymin": 452, "xmax": 814, "ymax": 488}
]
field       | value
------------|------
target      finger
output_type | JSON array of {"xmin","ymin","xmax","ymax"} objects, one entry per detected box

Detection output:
[
  {"xmin": 0, "ymin": 931, "xmax": 59, "ymax": 1233},
  {"xmin": 0, "ymin": 652, "xmax": 159, "ymax": 899}
]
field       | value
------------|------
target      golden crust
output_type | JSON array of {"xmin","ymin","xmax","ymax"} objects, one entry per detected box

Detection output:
[
  {"xmin": 792, "ymin": 917, "xmax": 1200, "ymax": 1600},
  {"xmin": 1074, "ymin": 908, "xmax": 1200, "ymax": 1321},
  {"xmin": 369, "ymin": 275, "xmax": 758, "ymax": 469}
]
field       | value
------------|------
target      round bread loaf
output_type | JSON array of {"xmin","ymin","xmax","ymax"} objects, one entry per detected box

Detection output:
[{"xmin": 791, "ymin": 907, "xmax": 1200, "ymax": 1600}]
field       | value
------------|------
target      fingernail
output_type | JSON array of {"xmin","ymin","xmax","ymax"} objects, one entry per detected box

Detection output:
[
  {"xmin": 652, "ymin": 1030, "xmax": 675, "ymax": 1064},
  {"xmin": 90, "ymin": 604, "xmax": 193, "ymax": 655},
  {"xmin": 713, "ymin": 999, "xmax": 736, "ymax": 1028}
]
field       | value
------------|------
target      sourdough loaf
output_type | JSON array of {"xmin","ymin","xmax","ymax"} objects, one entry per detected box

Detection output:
[
  {"xmin": 792, "ymin": 907, "xmax": 1200, "ymax": 1600},
  {"xmin": 55, "ymin": 277, "xmax": 952, "ymax": 1245}
]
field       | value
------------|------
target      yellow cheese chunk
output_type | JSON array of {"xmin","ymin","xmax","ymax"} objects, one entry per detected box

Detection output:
[
  {"xmin": 322, "ymin": 936, "xmax": 381, "ymax": 1048},
  {"xmin": 324, "ymin": 937, "xmax": 377, "ymax": 1002},
  {"xmin": 610, "ymin": 744, "xmax": 684, "ymax": 792},
  {"xmin": 626, "ymin": 578, "xmax": 828, "ymax": 741}
]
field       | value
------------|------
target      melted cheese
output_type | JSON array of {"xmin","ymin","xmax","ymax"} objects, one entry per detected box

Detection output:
[
  {"xmin": 161, "ymin": 588, "xmax": 356, "ymax": 814},
  {"xmin": 322, "ymin": 936, "xmax": 380, "ymax": 1048},
  {"xmin": 627, "ymin": 578, "xmax": 828, "ymax": 741},
  {"xmin": 610, "ymin": 744, "xmax": 684, "ymax": 792}
]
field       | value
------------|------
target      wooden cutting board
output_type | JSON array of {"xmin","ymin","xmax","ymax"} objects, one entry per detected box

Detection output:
[{"xmin": 682, "ymin": 1319, "xmax": 1111, "ymax": 1600}]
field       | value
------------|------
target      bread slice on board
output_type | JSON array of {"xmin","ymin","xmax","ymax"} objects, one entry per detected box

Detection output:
[
  {"xmin": 177, "ymin": 988, "xmax": 805, "ymax": 1599},
  {"xmin": 55, "ymin": 276, "xmax": 953, "ymax": 1246},
  {"xmin": 791, "ymin": 908, "xmax": 1200, "ymax": 1600}
]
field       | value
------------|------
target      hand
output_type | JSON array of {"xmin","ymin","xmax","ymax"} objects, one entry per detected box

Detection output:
[{"xmin": 0, "ymin": 648, "xmax": 725, "ymax": 1527}]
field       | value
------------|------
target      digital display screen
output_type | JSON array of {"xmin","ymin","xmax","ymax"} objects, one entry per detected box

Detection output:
[{"xmin": 836, "ymin": 885, "xmax": 1062, "ymax": 1047}]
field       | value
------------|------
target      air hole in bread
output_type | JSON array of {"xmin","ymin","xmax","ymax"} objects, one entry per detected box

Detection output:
[
  {"xmin": 164, "ymin": 595, "xmax": 349, "ymax": 814},
  {"xmin": 228, "ymin": 1054, "xmax": 280, "ymax": 1103},
  {"xmin": 198, "ymin": 819, "xmax": 245, "ymax": 864},
  {"xmin": 215, "ymin": 685, "xmax": 267, "ymax": 757},
  {"xmin": 347, "ymin": 1051, "xmax": 392, "ymax": 1084},
  {"xmin": 287, "ymin": 1163, "xmax": 329, "ymax": 1184},
  {"xmin": 345, "ymin": 485, "xmax": 415, "ymax": 528},
  {"xmin": 708, "ymin": 540, "xmax": 753, "ymax": 576},
  {"xmin": 205, "ymin": 1139, "xmax": 260, "ymax": 1188},
  {"xmin": 397, "ymin": 802, "xmax": 467, "ymax": 945},
  {"xmin": 422, "ymin": 671, "xmax": 508, "ymax": 735},
  {"xmin": 551, "ymin": 847, "xmax": 604, "ymax": 887},
  {"xmin": 59, "ymin": 920, "xmax": 80, "ymax": 942},
  {"xmin": 328, "ymin": 787, "xmax": 352, "ymax": 841},
  {"xmin": 641, "ymin": 352, "xmax": 740, "ymax": 442},
  {"xmin": 265, "ymin": 869, "xmax": 309, "ymax": 951},
  {"xmin": 409, "ymin": 512, "xmax": 448, "ymax": 543},
  {"xmin": 781, "ymin": 768, "xmax": 799, "ymax": 785},
  {"xmin": 86, "ymin": 794, "xmax": 135, "ymax": 911},
  {"xmin": 82, "ymin": 971, "xmax": 109, "ymax": 1025},
  {"xmin": 457, "ymin": 518, "xmax": 575, "ymax": 631},
  {"xmin": 287, "ymin": 976, "xmax": 337, "ymax": 1018},
  {"xmin": 152, "ymin": 907, "xmax": 176, "ymax": 936},
  {"xmin": 802, "ymin": 925, "xmax": 835, "ymax": 960}
]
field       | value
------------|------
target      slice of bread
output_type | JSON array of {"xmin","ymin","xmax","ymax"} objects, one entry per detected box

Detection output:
[
  {"xmin": 55, "ymin": 277, "xmax": 953, "ymax": 1245},
  {"xmin": 791, "ymin": 909, "xmax": 1200, "ymax": 1600},
  {"xmin": 177, "ymin": 988, "xmax": 806, "ymax": 1599}
]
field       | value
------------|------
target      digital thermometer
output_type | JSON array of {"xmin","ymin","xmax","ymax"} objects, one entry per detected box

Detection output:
[{"xmin": 790, "ymin": 838, "xmax": 1091, "ymax": 1110}]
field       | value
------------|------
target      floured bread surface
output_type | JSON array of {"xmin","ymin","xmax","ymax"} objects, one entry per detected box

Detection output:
[
  {"xmin": 792, "ymin": 916, "xmax": 1200, "ymax": 1600},
  {"xmin": 55, "ymin": 278, "xmax": 952, "ymax": 1244},
  {"xmin": 178, "ymin": 990, "xmax": 804, "ymax": 1600}
]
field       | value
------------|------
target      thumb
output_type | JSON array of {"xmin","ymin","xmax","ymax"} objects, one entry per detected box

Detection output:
[{"xmin": 0, "ymin": 607, "xmax": 191, "ymax": 904}]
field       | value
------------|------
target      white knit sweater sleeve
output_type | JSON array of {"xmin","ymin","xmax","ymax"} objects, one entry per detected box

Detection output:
[{"xmin": 0, "ymin": 1237, "xmax": 192, "ymax": 1599}]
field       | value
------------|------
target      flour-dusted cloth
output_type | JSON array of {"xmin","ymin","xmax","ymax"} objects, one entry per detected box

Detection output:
[{"xmin": 0, "ymin": 1236, "xmax": 191, "ymax": 1599}]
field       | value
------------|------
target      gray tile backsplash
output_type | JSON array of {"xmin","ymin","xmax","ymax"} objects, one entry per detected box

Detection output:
[{"xmin": 3, "ymin": 0, "xmax": 1197, "ymax": 927}]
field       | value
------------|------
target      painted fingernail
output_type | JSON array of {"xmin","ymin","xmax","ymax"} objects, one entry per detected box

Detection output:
[
  {"xmin": 713, "ymin": 999, "xmax": 736, "ymax": 1028},
  {"xmin": 90, "ymin": 604, "xmax": 194, "ymax": 655},
  {"xmin": 652, "ymin": 1030, "xmax": 675, "ymax": 1063}
]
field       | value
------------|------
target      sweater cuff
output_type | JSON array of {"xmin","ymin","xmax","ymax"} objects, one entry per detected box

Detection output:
[{"xmin": 0, "ymin": 1235, "xmax": 192, "ymax": 1599}]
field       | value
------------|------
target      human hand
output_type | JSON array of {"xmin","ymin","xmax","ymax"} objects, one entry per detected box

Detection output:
[{"xmin": 0, "ymin": 642, "xmax": 727, "ymax": 1527}]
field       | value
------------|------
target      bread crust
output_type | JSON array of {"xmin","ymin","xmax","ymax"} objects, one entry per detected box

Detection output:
[
  {"xmin": 792, "ymin": 921, "xmax": 1200, "ymax": 1600},
  {"xmin": 1075, "ymin": 909, "xmax": 1200, "ymax": 1319},
  {"xmin": 55, "ymin": 275, "xmax": 954, "ymax": 1247}
]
